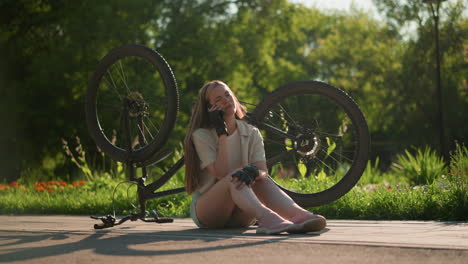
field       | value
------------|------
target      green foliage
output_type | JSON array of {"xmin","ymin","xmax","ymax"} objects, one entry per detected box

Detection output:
[
  {"xmin": 58, "ymin": 135, "xmax": 124, "ymax": 182},
  {"xmin": 313, "ymin": 146, "xmax": 467, "ymax": 221},
  {"xmin": 0, "ymin": 0, "xmax": 160, "ymax": 181},
  {"xmin": 2, "ymin": 144, "xmax": 468, "ymax": 220},
  {"xmin": 446, "ymin": 143, "xmax": 468, "ymax": 219},
  {"xmin": 360, "ymin": 157, "xmax": 410, "ymax": 186},
  {"xmin": 314, "ymin": 181, "xmax": 466, "ymax": 221},
  {"xmin": 391, "ymin": 146, "xmax": 446, "ymax": 185},
  {"xmin": 360, "ymin": 157, "xmax": 384, "ymax": 185},
  {"xmin": 60, "ymin": 137, "xmax": 94, "ymax": 181},
  {"xmin": 370, "ymin": 0, "xmax": 468, "ymax": 148},
  {"xmin": 449, "ymin": 142, "xmax": 468, "ymax": 177},
  {"xmin": 0, "ymin": 0, "xmax": 467, "ymax": 184}
]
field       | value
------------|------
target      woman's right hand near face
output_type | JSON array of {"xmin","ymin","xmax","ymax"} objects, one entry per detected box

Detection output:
[{"xmin": 208, "ymin": 103, "xmax": 228, "ymax": 137}]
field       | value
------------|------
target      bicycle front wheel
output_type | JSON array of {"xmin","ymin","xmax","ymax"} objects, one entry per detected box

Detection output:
[
  {"xmin": 86, "ymin": 44, "xmax": 179, "ymax": 164},
  {"xmin": 252, "ymin": 81, "xmax": 370, "ymax": 207}
]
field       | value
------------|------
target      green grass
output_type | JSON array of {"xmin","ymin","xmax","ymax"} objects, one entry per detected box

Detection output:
[
  {"xmin": 1, "ymin": 144, "xmax": 467, "ymax": 221},
  {"xmin": 314, "ymin": 180, "xmax": 466, "ymax": 220}
]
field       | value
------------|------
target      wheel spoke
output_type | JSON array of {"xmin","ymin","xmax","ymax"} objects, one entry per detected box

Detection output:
[
  {"xmin": 263, "ymin": 105, "xmax": 298, "ymax": 132},
  {"xmin": 136, "ymin": 123, "xmax": 147, "ymax": 145},
  {"xmin": 104, "ymin": 71, "xmax": 123, "ymax": 101},
  {"xmin": 316, "ymin": 131, "xmax": 342, "ymax": 138},
  {"xmin": 263, "ymin": 137, "xmax": 290, "ymax": 148},
  {"xmin": 146, "ymin": 117, "xmax": 160, "ymax": 136},
  {"xmin": 142, "ymin": 120, "xmax": 155, "ymax": 141},
  {"xmin": 266, "ymin": 149, "xmax": 296, "ymax": 168},
  {"xmin": 314, "ymin": 156, "xmax": 336, "ymax": 175},
  {"xmin": 117, "ymin": 60, "xmax": 131, "ymax": 94},
  {"xmin": 277, "ymin": 102, "xmax": 299, "ymax": 129},
  {"xmin": 318, "ymin": 147, "xmax": 353, "ymax": 166}
]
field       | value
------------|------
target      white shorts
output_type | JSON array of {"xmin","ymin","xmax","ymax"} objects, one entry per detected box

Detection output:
[{"xmin": 189, "ymin": 191, "xmax": 206, "ymax": 228}]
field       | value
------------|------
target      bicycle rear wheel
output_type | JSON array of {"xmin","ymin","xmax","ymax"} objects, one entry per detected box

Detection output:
[
  {"xmin": 86, "ymin": 44, "xmax": 179, "ymax": 164},
  {"xmin": 252, "ymin": 81, "xmax": 370, "ymax": 207}
]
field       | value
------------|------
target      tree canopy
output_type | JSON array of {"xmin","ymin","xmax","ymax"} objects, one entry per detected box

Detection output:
[{"xmin": 0, "ymin": 0, "xmax": 466, "ymax": 181}]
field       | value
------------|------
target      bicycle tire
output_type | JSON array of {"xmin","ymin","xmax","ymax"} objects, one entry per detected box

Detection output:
[
  {"xmin": 86, "ymin": 44, "xmax": 179, "ymax": 163},
  {"xmin": 252, "ymin": 80, "xmax": 370, "ymax": 207}
]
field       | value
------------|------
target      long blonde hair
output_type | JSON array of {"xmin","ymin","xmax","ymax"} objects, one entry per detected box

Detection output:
[{"xmin": 184, "ymin": 80, "xmax": 247, "ymax": 194}]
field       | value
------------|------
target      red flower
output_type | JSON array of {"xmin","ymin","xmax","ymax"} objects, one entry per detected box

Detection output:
[
  {"xmin": 48, "ymin": 181, "xmax": 60, "ymax": 186},
  {"xmin": 9, "ymin": 181, "xmax": 22, "ymax": 188},
  {"xmin": 72, "ymin": 181, "xmax": 86, "ymax": 187}
]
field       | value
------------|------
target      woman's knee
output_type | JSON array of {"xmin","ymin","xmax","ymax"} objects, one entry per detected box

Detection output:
[
  {"xmin": 220, "ymin": 174, "xmax": 246, "ymax": 192},
  {"xmin": 219, "ymin": 174, "xmax": 232, "ymax": 183},
  {"xmin": 253, "ymin": 176, "xmax": 272, "ymax": 188},
  {"xmin": 218, "ymin": 175, "xmax": 235, "ymax": 188}
]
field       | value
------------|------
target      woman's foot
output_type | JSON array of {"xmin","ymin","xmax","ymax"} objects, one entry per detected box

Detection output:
[
  {"xmin": 256, "ymin": 211, "xmax": 299, "ymax": 235},
  {"xmin": 288, "ymin": 211, "xmax": 326, "ymax": 233}
]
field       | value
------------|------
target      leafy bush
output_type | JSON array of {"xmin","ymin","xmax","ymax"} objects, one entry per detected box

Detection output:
[
  {"xmin": 449, "ymin": 143, "xmax": 468, "ymax": 178},
  {"xmin": 445, "ymin": 143, "xmax": 468, "ymax": 219},
  {"xmin": 391, "ymin": 146, "xmax": 446, "ymax": 185},
  {"xmin": 360, "ymin": 157, "xmax": 383, "ymax": 184}
]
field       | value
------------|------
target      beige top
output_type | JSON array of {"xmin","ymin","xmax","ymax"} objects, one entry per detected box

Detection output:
[{"xmin": 192, "ymin": 119, "xmax": 266, "ymax": 193}]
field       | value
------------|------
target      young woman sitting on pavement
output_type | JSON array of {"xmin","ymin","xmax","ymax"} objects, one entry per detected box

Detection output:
[{"xmin": 183, "ymin": 80, "xmax": 327, "ymax": 234}]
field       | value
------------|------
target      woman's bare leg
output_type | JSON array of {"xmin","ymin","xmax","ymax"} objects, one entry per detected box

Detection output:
[
  {"xmin": 195, "ymin": 175, "xmax": 292, "ymax": 228},
  {"xmin": 252, "ymin": 177, "xmax": 308, "ymax": 219},
  {"xmin": 252, "ymin": 177, "xmax": 326, "ymax": 232},
  {"xmin": 225, "ymin": 205, "xmax": 256, "ymax": 228}
]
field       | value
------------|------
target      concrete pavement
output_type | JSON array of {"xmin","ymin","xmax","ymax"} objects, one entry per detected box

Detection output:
[{"xmin": 0, "ymin": 215, "xmax": 467, "ymax": 263}]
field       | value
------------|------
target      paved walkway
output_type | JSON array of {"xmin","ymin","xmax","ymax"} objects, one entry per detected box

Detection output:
[{"xmin": 0, "ymin": 215, "xmax": 467, "ymax": 263}]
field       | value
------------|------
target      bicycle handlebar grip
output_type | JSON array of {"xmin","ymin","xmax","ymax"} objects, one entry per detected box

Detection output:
[
  {"xmin": 91, "ymin": 215, "xmax": 116, "ymax": 229},
  {"xmin": 94, "ymin": 223, "xmax": 109, "ymax": 229}
]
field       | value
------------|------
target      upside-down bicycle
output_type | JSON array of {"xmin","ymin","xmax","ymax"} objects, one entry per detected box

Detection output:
[{"xmin": 86, "ymin": 44, "xmax": 370, "ymax": 229}]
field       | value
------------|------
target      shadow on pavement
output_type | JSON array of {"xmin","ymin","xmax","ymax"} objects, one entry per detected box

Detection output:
[
  {"xmin": 0, "ymin": 228, "xmax": 314, "ymax": 262},
  {"xmin": 437, "ymin": 221, "xmax": 468, "ymax": 226}
]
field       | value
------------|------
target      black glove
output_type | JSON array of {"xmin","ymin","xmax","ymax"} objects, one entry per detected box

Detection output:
[
  {"xmin": 232, "ymin": 165, "xmax": 259, "ymax": 186},
  {"xmin": 208, "ymin": 109, "xmax": 228, "ymax": 136}
]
